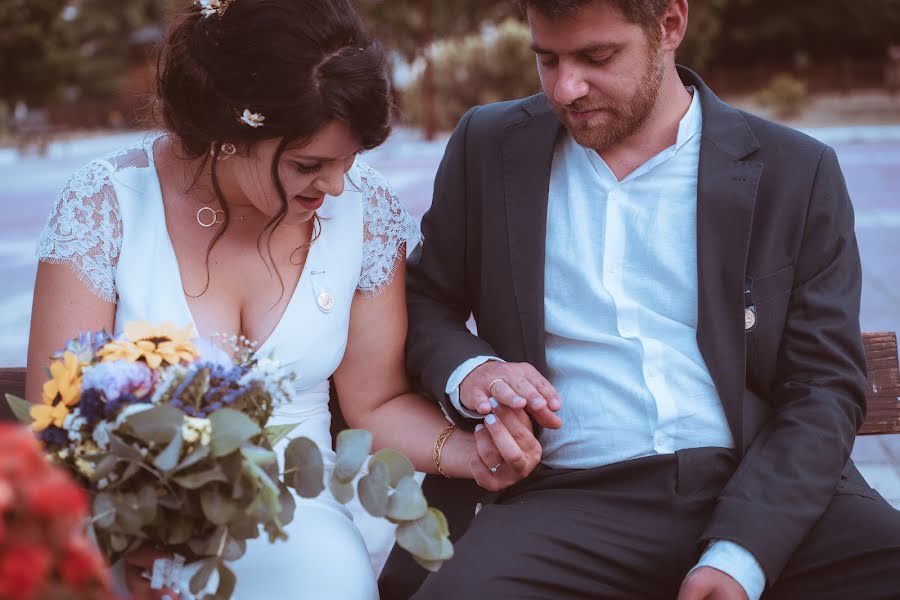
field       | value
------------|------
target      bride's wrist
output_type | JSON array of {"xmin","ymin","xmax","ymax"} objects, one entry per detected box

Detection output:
[{"xmin": 432, "ymin": 425, "xmax": 477, "ymax": 478}]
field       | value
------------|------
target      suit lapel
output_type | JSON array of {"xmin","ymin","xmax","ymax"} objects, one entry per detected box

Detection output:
[
  {"xmin": 501, "ymin": 96, "xmax": 562, "ymax": 373},
  {"xmin": 685, "ymin": 68, "xmax": 764, "ymax": 451}
]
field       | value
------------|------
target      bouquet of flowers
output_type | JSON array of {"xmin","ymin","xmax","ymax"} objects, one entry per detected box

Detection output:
[
  {"xmin": 6, "ymin": 321, "xmax": 452, "ymax": 600},
  {"xmin": 0, "ymin": 423, "xmax": 117, "ymax": 600}
]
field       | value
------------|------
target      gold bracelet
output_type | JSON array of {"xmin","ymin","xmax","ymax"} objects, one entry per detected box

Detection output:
[{"xmin": 432, "ymin": 423, "xmax": 456, "ymax": 478}]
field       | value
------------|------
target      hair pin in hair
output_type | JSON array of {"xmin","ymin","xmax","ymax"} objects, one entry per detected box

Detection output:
[
  {"xmin": 197, "ymin": 0, "xmax": 236, "ymax": 19},
  {"xmin": 239, "ymin": 109, "xmax": 266, "ymax": 128}
]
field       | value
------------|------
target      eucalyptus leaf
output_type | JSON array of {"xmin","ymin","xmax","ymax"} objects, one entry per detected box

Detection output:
[
  {"xmin": 93, "ymin": 492, "xmax": 116, "ymax": 529},
  {"xmin": 137, "ymin": 486, "xmax": 158, "ymax": 525},
  {"xmin": 176, "ymin": 444, "xmax": 211, "ymax": 473},
  {"xmin": 209, "ymin": 409, "xmax": 261, "ymax": 458},
  {"xmin": 110, "ymin": 533, "xmax": 130, "ymax": 553},
  {"xmin": 222, "ymin": 538, "xmax": 246, "ymax": 561},
  {"xmin": 118, "ymin": 462, "xmax": 141, "ymax": 486},
  {"xmin": 240, "ymin": 445, "xmax": 277, "ymax": 468},
  {"xmin": 264, "ymin": 422, "xmax": 299, "ymax": 446},
  {"xmin": 386, "ymin": 476, "xmax": 428, "ymax": 521},
  {"xmin": 284, "ymin": 437, "xmax": 324, "ymax": 498},
  {"xmin": 358, "ymin": 459, "xmax": 390, "ymax": 518},
  {"xmin": 229, "ymin": 515, "xmax": 260, "ymax": 541},
  {"xmin": 108, "ymin": 434, "xmax": 145, "ymax": 463},
  {"xmin": 329, "ymin": 476, "xmax": 355, "ymax": 505},
  {"xmin": 166, "ymin": 514, "xmax": 194, "ymax": 545},
  {"xmin": 213, "ymin": 563, "xmax": 237, "ymax": 600},
  {"xmin": 91, "ymin": 455, "xmax": 121, "ymax": 483},
  {"xmin": 153, "ymin": 427, "xmax": 184, "ymax": 473},
  {"xmin": 5, "ymin": 394, "xmax": 33, "ymax": 424},
  {"xmin": 396, "ymin": 509, "xmax": 454, "ymax": 563},
  {"xmin": 201, "ymin": 489, "xmax": 238, "ymax": 525},
  {"xmin": 189, "ymin": 559, "xmax": 217, "ymax": 595},
  {"xmin": 278, "ymin": 484, "xmax": 296, "ymax": 527},
  {"xmin": 334, "ymin": 429, "xmax": 372, "ymax": 483},
  {"xmin": 371, "ymin": 448, "xmax": 415, "ymax": 487},
  {"xmin": 114, "ymin": 493, "xmax": 145, "ymax": 534},
  {"xmin": 172, "ymin": 464, "xmax": 229, "ymax": 489},
  {"xmin": 125, "ymin": 405, "xmax": 184, "ymax": 444}
]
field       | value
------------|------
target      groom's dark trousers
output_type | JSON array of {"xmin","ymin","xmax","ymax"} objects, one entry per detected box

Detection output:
[{"xmin": 379, "ymin": 67, "xmax": 900, "ymax": 598}]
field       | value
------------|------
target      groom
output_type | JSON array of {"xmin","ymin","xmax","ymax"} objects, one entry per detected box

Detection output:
[{"xmin": 383, "ymin": 0, "xmax": 900, "ymax": 598}]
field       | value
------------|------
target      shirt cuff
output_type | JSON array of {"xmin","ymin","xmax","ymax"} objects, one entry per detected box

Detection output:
[
  {"xmin": 445, "ymin": 356, "xmax": 504, "ymax": 419},
  {"xmin": 690, "ymin": 540, "xmax": 766, "ymax": 600}
]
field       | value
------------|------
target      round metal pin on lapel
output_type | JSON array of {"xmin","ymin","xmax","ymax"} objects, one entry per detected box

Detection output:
[{"xmin": 744, "ymin": 307, "xmax": 757, "ymax": 330}]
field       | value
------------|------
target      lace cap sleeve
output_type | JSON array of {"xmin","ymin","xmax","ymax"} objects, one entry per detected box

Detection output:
[
  {"xmin": 36, "ymin": 160, "xmax": 122, "ymax": 302},
  {"xmin": 357, "ymin": 162, "xmax": 422, "ymax": 296}
]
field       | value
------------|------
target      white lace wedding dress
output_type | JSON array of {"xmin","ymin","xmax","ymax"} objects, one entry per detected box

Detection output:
[{"xmin": 36, "ymin": 133, "xmax": 420, "ymax": 599}]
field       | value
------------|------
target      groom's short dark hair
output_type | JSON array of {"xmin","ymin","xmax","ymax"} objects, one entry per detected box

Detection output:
[{"xmin": 518, "ymin": 0, "xmax": 671, "ymax": 39}]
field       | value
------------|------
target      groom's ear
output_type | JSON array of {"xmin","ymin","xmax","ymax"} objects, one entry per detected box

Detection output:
[{"xmin": 660, "ymin": 0, "xmax": 689, "ymax": 54}]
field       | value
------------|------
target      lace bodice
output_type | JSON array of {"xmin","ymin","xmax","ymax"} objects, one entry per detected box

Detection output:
[{"xmin": 36, "ymin": 135, "xmax": 420, "ymax": 302}]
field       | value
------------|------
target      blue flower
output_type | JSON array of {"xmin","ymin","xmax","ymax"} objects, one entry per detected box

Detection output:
[
  {"xmin": 38, "ymin": 425, "xmax": 68, "ymax": 448},
  {"xmin": 79, "ymin": 388, "xmax": 106, "ymax": 424},
  {"xmin": 52, "ymin": 330, "xmax": 112, "ymax": 363},
  {"xmin": 82, "ymin": 360, "xmax": 154, "ymax": 401}
]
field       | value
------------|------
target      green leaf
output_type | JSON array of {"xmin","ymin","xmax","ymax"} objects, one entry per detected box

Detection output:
[
  {"xmin": 277, "ymin": 484, "xmax": 296, "ymax": 528},
  {"xmin": 243, "ymin": 461, "xmax": 282, "ymax": 520},
  {"xmin": 209, "ymin": 409, "xmax": 261, "ymax": 458},
  {"xmin": 125, "ymin": 405, "xmax": 184, "ymax": 444},
  {"xmin": 175, "ymin": 444, "xmax": 210, "ymax": 473},
  {"xmin": 329, "ymin": 476, "xmax": 355, "ymax": 504},
  {"xmin": 284, "ymin": 437, "xmax": 324, "ymax": 498},
  {"xmin": 358, "ymin": 459, "xmax": 390, "ymax": 518},
  {"xmin": 165, "ymin": 514, "xmax": 194, "ymax": 545},
  {"xmin": 93, "ymin": 492, "xmax": 116, "ymax": 529},
  {"xmin": 264, "ymin": 422, "xmax": 299, "ymax": 446},
  {"xmin": 214, "ymin": 563, "xmax": 237, "ymax": 600},
  {"xmin": 137, "ymin": 486, "xmax": 157, "ymax": 525},
  {"xmin": 153, "ymin": 426, "xmax": 183, "ymax": 473},
  {"xmin": 200, "ymin": 489, "xmax": 238, "ymax": 525},
  {"xmin": 334, "ymin": 429, "xmax": 372, "ymax": 483},
  {"xmin": 222, "ymin": 538, "xmax": 246, "ymax": 561},
  {"xmin": 108, "ymin": 434, "xmax": 145, "ymax": 463},
  {"xmin": 386, "ymin": 476, "xmax": 428, "ymax": 521},
  {"xmin": 91, "ymin": 455, "xmax": 121, "ymax": 483},
  {"xmin": 371, "ymin": 448, "xmax": 415, "ymax": 487},
  {"xmin": 240, "ymin": 445, "xmax": 277, "ymax": 468},
  {"xmin": 396, "ymin": 509, "xmax": 454, "ymax": 563},
  {"xmin": 172, "ymin": 464, "xmax": 229, "ymax": 489},
  {"xmin": 110, "ymin": 533, "xmax": 130, "ymax": 553},
  {"xmin": 189, "ymin": 559, "xmax": 217, "ymax": 595},
  {"xmin": 114, "ymin": 493, "xmax": 144, "ymax": 534},
  {"xmin": 5, "ymin": 394, "xmax": 33, "ymax": 424}
]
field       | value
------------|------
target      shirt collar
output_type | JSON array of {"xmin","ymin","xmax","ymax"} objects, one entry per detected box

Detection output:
[{"xmin": 674, "ymin": 86, "xmax": 702, "ymax": 151}]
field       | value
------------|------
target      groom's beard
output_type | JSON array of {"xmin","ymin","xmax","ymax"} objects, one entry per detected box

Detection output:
[{"xmin": 552, "ymin": 48, "xmax": 665, "ymax": 152}]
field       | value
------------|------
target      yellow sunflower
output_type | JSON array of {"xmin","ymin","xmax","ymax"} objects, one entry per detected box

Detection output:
[
  {"xmin": 98, "ymin": 321, "xmax": 198, "ymax": 369},
  {"xmin": 42, "ymin": 351, "xmax": 82, "ymax": 407}
]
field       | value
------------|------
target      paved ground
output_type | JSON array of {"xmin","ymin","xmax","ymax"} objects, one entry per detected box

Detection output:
[{"xmin": 1, "ymin": 124, "xmax": 898, "ymax": 518}]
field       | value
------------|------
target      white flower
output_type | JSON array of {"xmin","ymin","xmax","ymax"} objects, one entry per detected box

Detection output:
[
  {"xmin": 182, "ymin": 416, "xmax": 212, "ymax": 446},
  {"xmin": 64, "ymin": 413, "xmax": 87, "ymax": 443},
  {"xmin": 240, "ymin": 109, "xmax": 266, "ymax": 128},
  {"xmin": 92, "ymin": 421, "xmax": 112, "ymax": 450}
]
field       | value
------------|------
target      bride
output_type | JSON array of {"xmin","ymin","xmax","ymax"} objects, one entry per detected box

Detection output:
[{"xmin": 25, "ymin": 1, "xmax": 545, "ymax": 598}]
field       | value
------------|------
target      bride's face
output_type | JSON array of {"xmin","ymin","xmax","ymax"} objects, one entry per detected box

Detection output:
[{"xmin": 231, "ymin": 120, "xmax": 361, "ymax": 226}]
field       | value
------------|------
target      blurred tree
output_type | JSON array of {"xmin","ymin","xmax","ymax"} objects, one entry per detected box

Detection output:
[
  {"xmin": 404, "ymin": 19, "xmax": 542, "ymax": 131},
  {"xmin": 0, "ymin": 0, "xmax": 76, "ymax": 108}
]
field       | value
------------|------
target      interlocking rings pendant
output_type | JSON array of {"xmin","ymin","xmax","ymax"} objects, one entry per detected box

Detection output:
[{"xmin": 196, "ymin": 206, "xmax": 226, "ymax": 227}]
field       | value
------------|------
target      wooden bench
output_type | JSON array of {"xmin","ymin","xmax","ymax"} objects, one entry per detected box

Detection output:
[{"xmin": 2, "ymin": 332, "xmax": 899, "ymax": 435}]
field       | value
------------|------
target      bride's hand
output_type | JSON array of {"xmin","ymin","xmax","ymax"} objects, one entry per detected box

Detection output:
[
  {"xmin": 124, "ymin": 545, "xmax": 181, "ymax": 600},
  {"xmin": 469, "ymin": 403, "xmax": 542, "ymax": 492}
]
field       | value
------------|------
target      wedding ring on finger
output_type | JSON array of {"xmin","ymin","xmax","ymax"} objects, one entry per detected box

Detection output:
[
  {"xmin": 487, "ymin": 378, "xmax": 506, "ymax": 398},
  {"xmin": 489, "ymin": 463, "xmax": 502, "ymax": 473}
]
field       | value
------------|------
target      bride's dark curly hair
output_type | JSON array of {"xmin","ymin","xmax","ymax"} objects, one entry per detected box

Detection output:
[{"xmin": 155, "ymin": 0, "xmax": 393, "ymax": 295}]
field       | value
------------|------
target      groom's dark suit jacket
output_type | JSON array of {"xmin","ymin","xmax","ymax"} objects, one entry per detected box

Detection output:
[{"xmin": 383, "ymin": 67, "xmax": 868, "ymax": 595}]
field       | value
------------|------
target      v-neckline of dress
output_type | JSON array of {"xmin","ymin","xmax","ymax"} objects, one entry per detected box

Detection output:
[{"xmin": 144, "ymin": 134, "xmax": 316, "ymax": 356}]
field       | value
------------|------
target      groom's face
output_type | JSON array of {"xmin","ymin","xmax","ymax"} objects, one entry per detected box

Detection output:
[{"xmin": 528, "ymin": 1, "xmax": 665, "ymax": 151}]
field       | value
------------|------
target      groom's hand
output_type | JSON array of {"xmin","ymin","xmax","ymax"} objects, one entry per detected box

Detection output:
[
  {"xmin": 678, "ymin": 567, "xmax": 749, "ymax": 600},
  {"xmin": 460, "ymin": 361, "xmax": 563, "ymax": 429}
]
